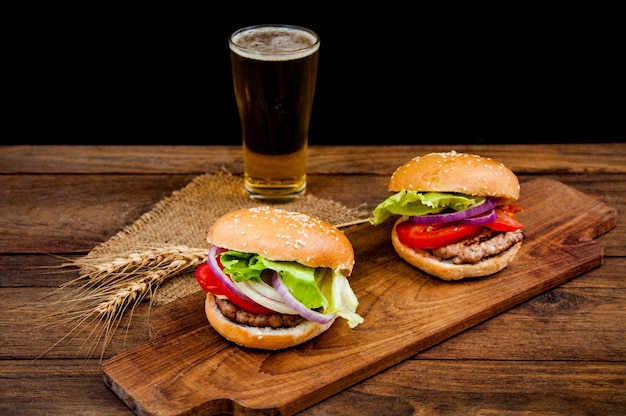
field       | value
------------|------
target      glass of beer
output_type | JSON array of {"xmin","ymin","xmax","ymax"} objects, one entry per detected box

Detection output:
[{"xmin": 229, "ymin": 24, "xmax": 320, "ymax": 201}]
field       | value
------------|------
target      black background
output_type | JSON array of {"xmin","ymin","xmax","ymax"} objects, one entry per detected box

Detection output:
[{"xmin": 10, "ymin": 5, "xmax": 625, "ymax": 145}]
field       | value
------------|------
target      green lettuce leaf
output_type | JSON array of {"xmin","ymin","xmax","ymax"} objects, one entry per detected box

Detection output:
[
  {"xmin": 369, "ymin": 191, "xmax": 486, "ymax": 225},
  {"xmin": 220, "ymin": 250, "xmax": 364, "ymax": 327},
  {"xmin": 316, "ymin": 269, "xmax": 364, "ymax": 328}
]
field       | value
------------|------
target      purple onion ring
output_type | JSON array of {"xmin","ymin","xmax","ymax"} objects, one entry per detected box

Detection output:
[{"xmin": 409, "ymin": 198, "xmax": 498, "ymax": 225}]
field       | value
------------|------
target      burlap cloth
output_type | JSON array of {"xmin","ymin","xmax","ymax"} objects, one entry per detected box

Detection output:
[{"xmin": 82, "ymin": 171, "xmax": 368, "ymax": 306}]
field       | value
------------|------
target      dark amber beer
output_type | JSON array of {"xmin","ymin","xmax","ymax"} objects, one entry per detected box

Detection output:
[{"xmin": 229, "ymin": 25, "xmax": 320, "ymax": 200}]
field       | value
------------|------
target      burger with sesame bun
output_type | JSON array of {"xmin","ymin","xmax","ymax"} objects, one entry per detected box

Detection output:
[
  {"xmin": 369, "ymin": 151, "xmax": 525, "ymax": 281},
  {"xmin": 195, "ymin": 206, "xmax": 363, "ymax": 350}
]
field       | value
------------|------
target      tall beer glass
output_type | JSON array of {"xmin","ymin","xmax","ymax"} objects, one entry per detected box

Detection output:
[{"xmin": 229, "ymin": 24, "xmax": 320, "ymax": 201}]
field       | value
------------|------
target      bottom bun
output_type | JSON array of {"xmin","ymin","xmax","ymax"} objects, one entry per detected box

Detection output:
[
  {"xmin": 204, "ymin": 293, "xmax": 336, "ymax": 350},
  {"xmin": 391, "ymin": 218, "xmax": 523, "ymax": 281}
]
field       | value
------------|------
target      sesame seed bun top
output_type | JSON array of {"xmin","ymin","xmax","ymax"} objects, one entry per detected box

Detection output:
[
  {"xmin": 388, "ymin": 150, "xmax": 520, "ymax": 202},
  {"xmin": 207, "ymin": 206, "xmax": 355, "ymax": 276}
]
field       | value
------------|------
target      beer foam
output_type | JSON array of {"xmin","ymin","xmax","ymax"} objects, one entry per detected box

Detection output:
[{"xmin": 230, "ymin": 25, "xmax": 319, "ymax": 61}]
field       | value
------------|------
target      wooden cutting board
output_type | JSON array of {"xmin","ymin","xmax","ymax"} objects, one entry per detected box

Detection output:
[{"xmin": 102, "ymin": 178, "xmax": 617, "ymax": 416}]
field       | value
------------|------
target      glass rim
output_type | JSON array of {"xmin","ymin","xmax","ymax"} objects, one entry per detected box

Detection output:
[{"xmin": 229, "ymin": 24, "xmax": 320, "ymax": 57}]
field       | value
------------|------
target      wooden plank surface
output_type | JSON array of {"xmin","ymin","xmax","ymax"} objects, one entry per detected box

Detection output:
[
  {"xmin": 3, "ymin": 144, "xmax": 626, "ymax": 175},
  {"xmin": 102, "ymin": 178, "xmax": 617, "ymax": 415}
]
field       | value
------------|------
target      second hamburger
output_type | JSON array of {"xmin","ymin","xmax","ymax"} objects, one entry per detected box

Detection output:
[{"xmin": 369, "ymin": 151, "xmax": 525, "ymax": 281}]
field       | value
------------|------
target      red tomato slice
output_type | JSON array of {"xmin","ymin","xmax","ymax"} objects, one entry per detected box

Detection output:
[
  {"xmin": 484, "ymin": 206, "xmax": 524, "ymax": 232},
  {"xmin": 195, "ymin": 262, "xmax": 225, "ymax": 295},
  {"xmin": 396, "ymin": 221, "xmax": 483, "ymax": 249},
  {"xmin": 195, "ymin": 262, "xmax": 274, "ymax": 315}
]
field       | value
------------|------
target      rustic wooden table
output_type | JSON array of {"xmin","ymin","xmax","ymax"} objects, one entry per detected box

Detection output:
[{"xmin": 1, "ymin": 144, "xmax": 624, "ymax": 415}]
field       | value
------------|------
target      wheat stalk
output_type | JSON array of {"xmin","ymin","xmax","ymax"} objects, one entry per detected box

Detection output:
[
  {"xmin": 92, "ymin": 258, "xmax": 194, "ymax": 316},
  {"xmin": 334, "ymin": 218, "xmax": 370, "ymax": 228},
  {"xmin": 74, "ymin": 245, "xmax": 205, "ymax": 281},
  {"xmin": 32, "ymin": 244, "xmax": 207, "ymax": 362}
]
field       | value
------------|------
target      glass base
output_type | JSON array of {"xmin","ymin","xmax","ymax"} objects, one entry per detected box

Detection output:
[{"xmin": 245, "ymin": 181, "xmax": 306, "ymax": 203}]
